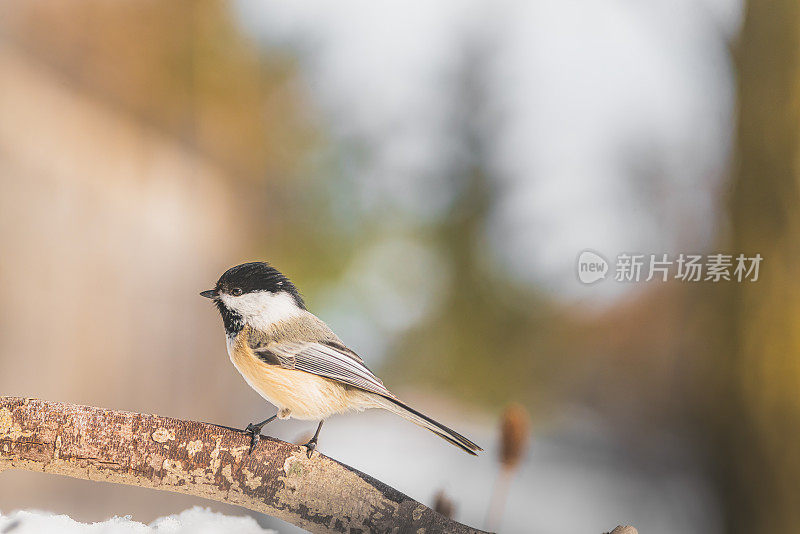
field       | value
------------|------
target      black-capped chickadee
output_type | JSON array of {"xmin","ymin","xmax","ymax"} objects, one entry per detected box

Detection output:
[{"xmin": 201, "ymin": 261, "xmax": 481, "ymax": 458}]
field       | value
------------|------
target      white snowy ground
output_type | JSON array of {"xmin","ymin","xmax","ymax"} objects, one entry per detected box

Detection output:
[{"xmin": 0, "ymin": 507, "xmax": 277, "ymax": 534}]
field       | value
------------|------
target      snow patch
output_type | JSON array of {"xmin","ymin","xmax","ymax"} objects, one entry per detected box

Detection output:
[{"xmin": 0, "ymin": 506, "xmax": 277, "ymax": 534}]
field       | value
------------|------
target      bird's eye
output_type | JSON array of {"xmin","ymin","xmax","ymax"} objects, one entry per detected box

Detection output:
[{"xmin": 231, "ymin": 287, "xmax": 243, "ymax": 296}]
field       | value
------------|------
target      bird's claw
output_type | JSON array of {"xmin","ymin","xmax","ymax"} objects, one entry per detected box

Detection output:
[
  {"xmin": 243, "ymin": 415, "xmax": 278, "ymax": 454},
  {"xmin": 303, "ymin": 439, "xmax": 317, "ymax": 458},
  {"xmin": 245, "ymin": 423, "xmax": 261, "ymax": 454}
]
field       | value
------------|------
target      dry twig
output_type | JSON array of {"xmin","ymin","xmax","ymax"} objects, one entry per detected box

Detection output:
[{"xmin": 0, "ymin": 396, "xmax": 485, "ymax": 534}]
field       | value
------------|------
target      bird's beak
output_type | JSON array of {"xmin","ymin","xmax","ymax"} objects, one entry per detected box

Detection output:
[{"xmin": 200, "ymin": 289, "xmax": 218, "ymax": 299}]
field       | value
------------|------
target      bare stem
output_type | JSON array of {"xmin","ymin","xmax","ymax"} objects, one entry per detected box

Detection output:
[{"xmin": 485, "ymin": 465, "xmax": 513, "ymax": 531}]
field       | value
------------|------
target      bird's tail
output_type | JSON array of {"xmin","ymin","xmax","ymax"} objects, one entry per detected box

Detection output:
[{"xmin": 373, "ymin": 395, "xmax": 482, "ymax": 455}]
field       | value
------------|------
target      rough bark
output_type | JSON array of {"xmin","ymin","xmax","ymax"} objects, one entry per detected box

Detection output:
[{"xmin": 0, "ymin": 396, "xmax": 486, "ymax": 533}]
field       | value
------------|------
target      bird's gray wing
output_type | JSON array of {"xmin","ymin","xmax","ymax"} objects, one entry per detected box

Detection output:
[{"xmin": 250, "ymin": 340, "xmax": 393, "ymax": 398}]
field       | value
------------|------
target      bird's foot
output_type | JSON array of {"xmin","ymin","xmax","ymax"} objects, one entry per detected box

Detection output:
[
  {"xmin": 244, "ymin": 415, "xmax": 277, "ymax": 454},
  {"xmin": 303, "ymin": 438, "xmax": 317, "ymax": 459},
  {"xmin": 245, "ymin": 423, "xmax": 261, "ymax": 454}
]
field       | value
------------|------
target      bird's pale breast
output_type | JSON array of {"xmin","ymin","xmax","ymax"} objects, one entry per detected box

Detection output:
[{"xmin": 227, "ymin": 333, "xmax": 373, "ymax": 420}]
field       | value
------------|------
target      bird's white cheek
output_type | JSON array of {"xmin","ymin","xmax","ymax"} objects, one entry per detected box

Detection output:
[{"xmin": 220, "ymin": 291, "xmax": 304, "ymax": 329}]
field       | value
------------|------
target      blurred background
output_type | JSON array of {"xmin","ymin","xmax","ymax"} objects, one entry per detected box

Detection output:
[{"xmin": 0, "ymin": 0, "xmax": 795, "ymax": 533}]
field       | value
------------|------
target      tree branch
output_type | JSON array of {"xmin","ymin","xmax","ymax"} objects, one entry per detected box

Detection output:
[{"xmin": 0, "ymin": 396, "xmax": 487, "ymax": 533}]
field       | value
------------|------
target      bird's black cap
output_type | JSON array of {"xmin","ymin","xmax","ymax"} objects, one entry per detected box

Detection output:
[{"xmin": 201, "ymin": 262, "xmax": 305, "ymax": 309}]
